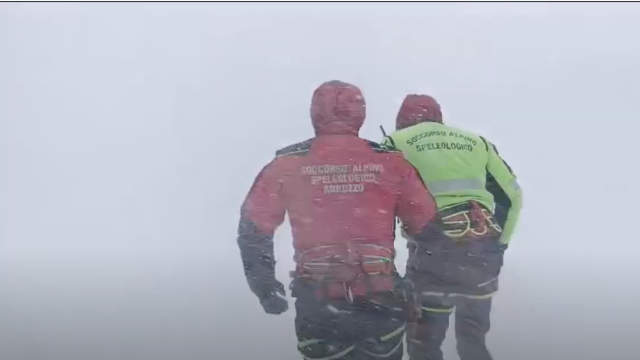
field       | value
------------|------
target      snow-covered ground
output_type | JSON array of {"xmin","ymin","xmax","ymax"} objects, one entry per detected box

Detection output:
[{"xmin": 1, "ymin": 3, "xmax": 640, "ymax": 360}]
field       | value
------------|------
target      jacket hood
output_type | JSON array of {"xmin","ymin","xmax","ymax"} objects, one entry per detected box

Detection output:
[
  {"xmin": 310, "ymin": 80, "xmax": 366, "ymax": 136},
  {"xmin": 396, "ymin": 94, "xmax": 443, "ymax": 130}
]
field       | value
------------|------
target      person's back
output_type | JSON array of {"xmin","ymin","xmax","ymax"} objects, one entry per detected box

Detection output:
[
  {"xmin": 383, "ymin": 95, "xmax": 522, "ymax": 247},
  {"xmin": 383, "ymin": 94, "xmax": 523, "ymax": 360},
  {"xmin": 237, "ymin": 82, "xmax": 439, "ymax": 360},
  {"xmin": 389, "ymin": 121, "xmax": 493, "ymax": 209},
  {"xmin": 256, "ymin": 135, "xmax": 426, "ymax": 252}
]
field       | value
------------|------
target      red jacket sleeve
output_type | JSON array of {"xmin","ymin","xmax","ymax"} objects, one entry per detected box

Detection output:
[
  {"xmin": 395, "ymin": 160, "xmax": 438, "ymax": 236},
  {"xmin": 240, "ymin": 159, "xmax": 286, "ymax": 236},
  {"xmin": 237, "ymin": 159, "xmax": 286, "ymax": 298}
]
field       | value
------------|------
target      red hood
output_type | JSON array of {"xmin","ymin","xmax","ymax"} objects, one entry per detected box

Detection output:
[
  {"xmin": 310, "ymin": 80, "xmax": 366, "ymax": 136},
  {"xmin": 396, "ymin": 94, "xmax": 443, "ymax": 130}
]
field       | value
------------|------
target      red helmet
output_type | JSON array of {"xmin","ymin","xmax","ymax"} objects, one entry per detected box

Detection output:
[
  {"xmin": 310, "ymin": 80, "xmax": 366, "ymax": 136},
  {"xmin": 396, "ymin": 94, "xmax": 442, "ymax": 130}
]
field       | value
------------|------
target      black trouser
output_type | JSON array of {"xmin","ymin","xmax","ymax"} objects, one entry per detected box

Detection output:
[
  {"xmin": 406, "ymin": 201, "xmax": 504, "ymax": 360},
  {"xmin": 407, "ymin": 294, "xmax": 493, "ymax": 360},
  {"xmin": 293, "ymin": 288, "xmax": 405, "ymax": 360}
]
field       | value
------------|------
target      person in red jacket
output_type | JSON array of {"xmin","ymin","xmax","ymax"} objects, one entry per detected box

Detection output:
[{"xmin": 237, "ymin": 80, "xmax": 440, "ymax": 360}]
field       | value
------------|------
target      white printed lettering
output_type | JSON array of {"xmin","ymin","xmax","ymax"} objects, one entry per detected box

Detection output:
[{"xmin": 300, "ymin": 163, "xmax": 384, "ymax": 194}]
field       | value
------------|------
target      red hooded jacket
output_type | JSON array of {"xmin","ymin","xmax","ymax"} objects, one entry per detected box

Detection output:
[{"xmin": 237, "ymin": 81, "xmax": 438, "ymax": 300}]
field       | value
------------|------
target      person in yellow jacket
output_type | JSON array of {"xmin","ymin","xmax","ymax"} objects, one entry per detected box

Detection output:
[{"xmin": 381, "ymin": 94, "xmax": 523, "ymax": 360}]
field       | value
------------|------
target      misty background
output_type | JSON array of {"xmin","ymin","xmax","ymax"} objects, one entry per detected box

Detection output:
[{"xmin": 1, "ymin": 2, "xmax": 639, "ymax": 360}]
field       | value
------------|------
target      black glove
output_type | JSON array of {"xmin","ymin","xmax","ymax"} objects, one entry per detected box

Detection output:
[{"xmin": 258, "ymin": 281, "xmax": 289, "ymax": 315}]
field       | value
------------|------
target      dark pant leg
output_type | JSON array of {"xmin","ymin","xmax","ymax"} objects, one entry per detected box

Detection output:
[
  {"xmin": 455, "ymin": 297, "xmax": 494, "ymax": 360},
  {"xmin": 295, "ymin": 298, "xmax": 357, "ymax": 360},
  {"xmin": 295, "ymin": 296, "xmax": 405, "ymax": 360},
  {"xmin": 354, "ymin": 304, "xmax": 405, "ymax": 360},
  {"xmin": 407, "ymin": 295, "xmax": 454, "ymax": 360}
]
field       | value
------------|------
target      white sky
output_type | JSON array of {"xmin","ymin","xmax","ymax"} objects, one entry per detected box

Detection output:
[{"xmin": 1, "ymin": 3, "xmax": 640, "ymax": 360}]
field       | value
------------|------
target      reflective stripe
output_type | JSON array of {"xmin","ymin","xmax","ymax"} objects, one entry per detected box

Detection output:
[
  {"xmin": 477, "ymin": 276, "xmax": 499, "ymax": 288},
  {"xmin": 302, "ymin": 346, "xmax": 355, "ymax": 360},
  {"xmin": 298, "ymin": 340, "xmax": 355, "ymax": 360},
  {"xmin": 427, "ymin": 178, "xmax": 484, "ymax": 193},
  {"xmin": 359, "ymin": 337, "xmax": 403, "ymax": 358},
  {"xmin": 420, "ymin": 290, "xmax": 496, "ymax": 300},
  {"xmin": 421, "ymin": 306, "xmax": 454, "ymax": 314},
  {"xmin": 429, "ymin": 177, "xmax": 520, "ymax": 193},
  {"xmin": 510, "ymin": 178, "xmax": 521, "ymax": 191},
  {"xmin": 299, "ymin": 339, "xmax": 323, "ymax": 348},
  {"xmin": 379, "ymin": 324, "xmax": 406, "ymax": 341}
]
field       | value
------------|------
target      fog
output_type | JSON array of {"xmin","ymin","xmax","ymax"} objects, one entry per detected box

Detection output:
[{"xmin": 1, "ymin": 2, "xmax": 639, "ymax": 360}]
